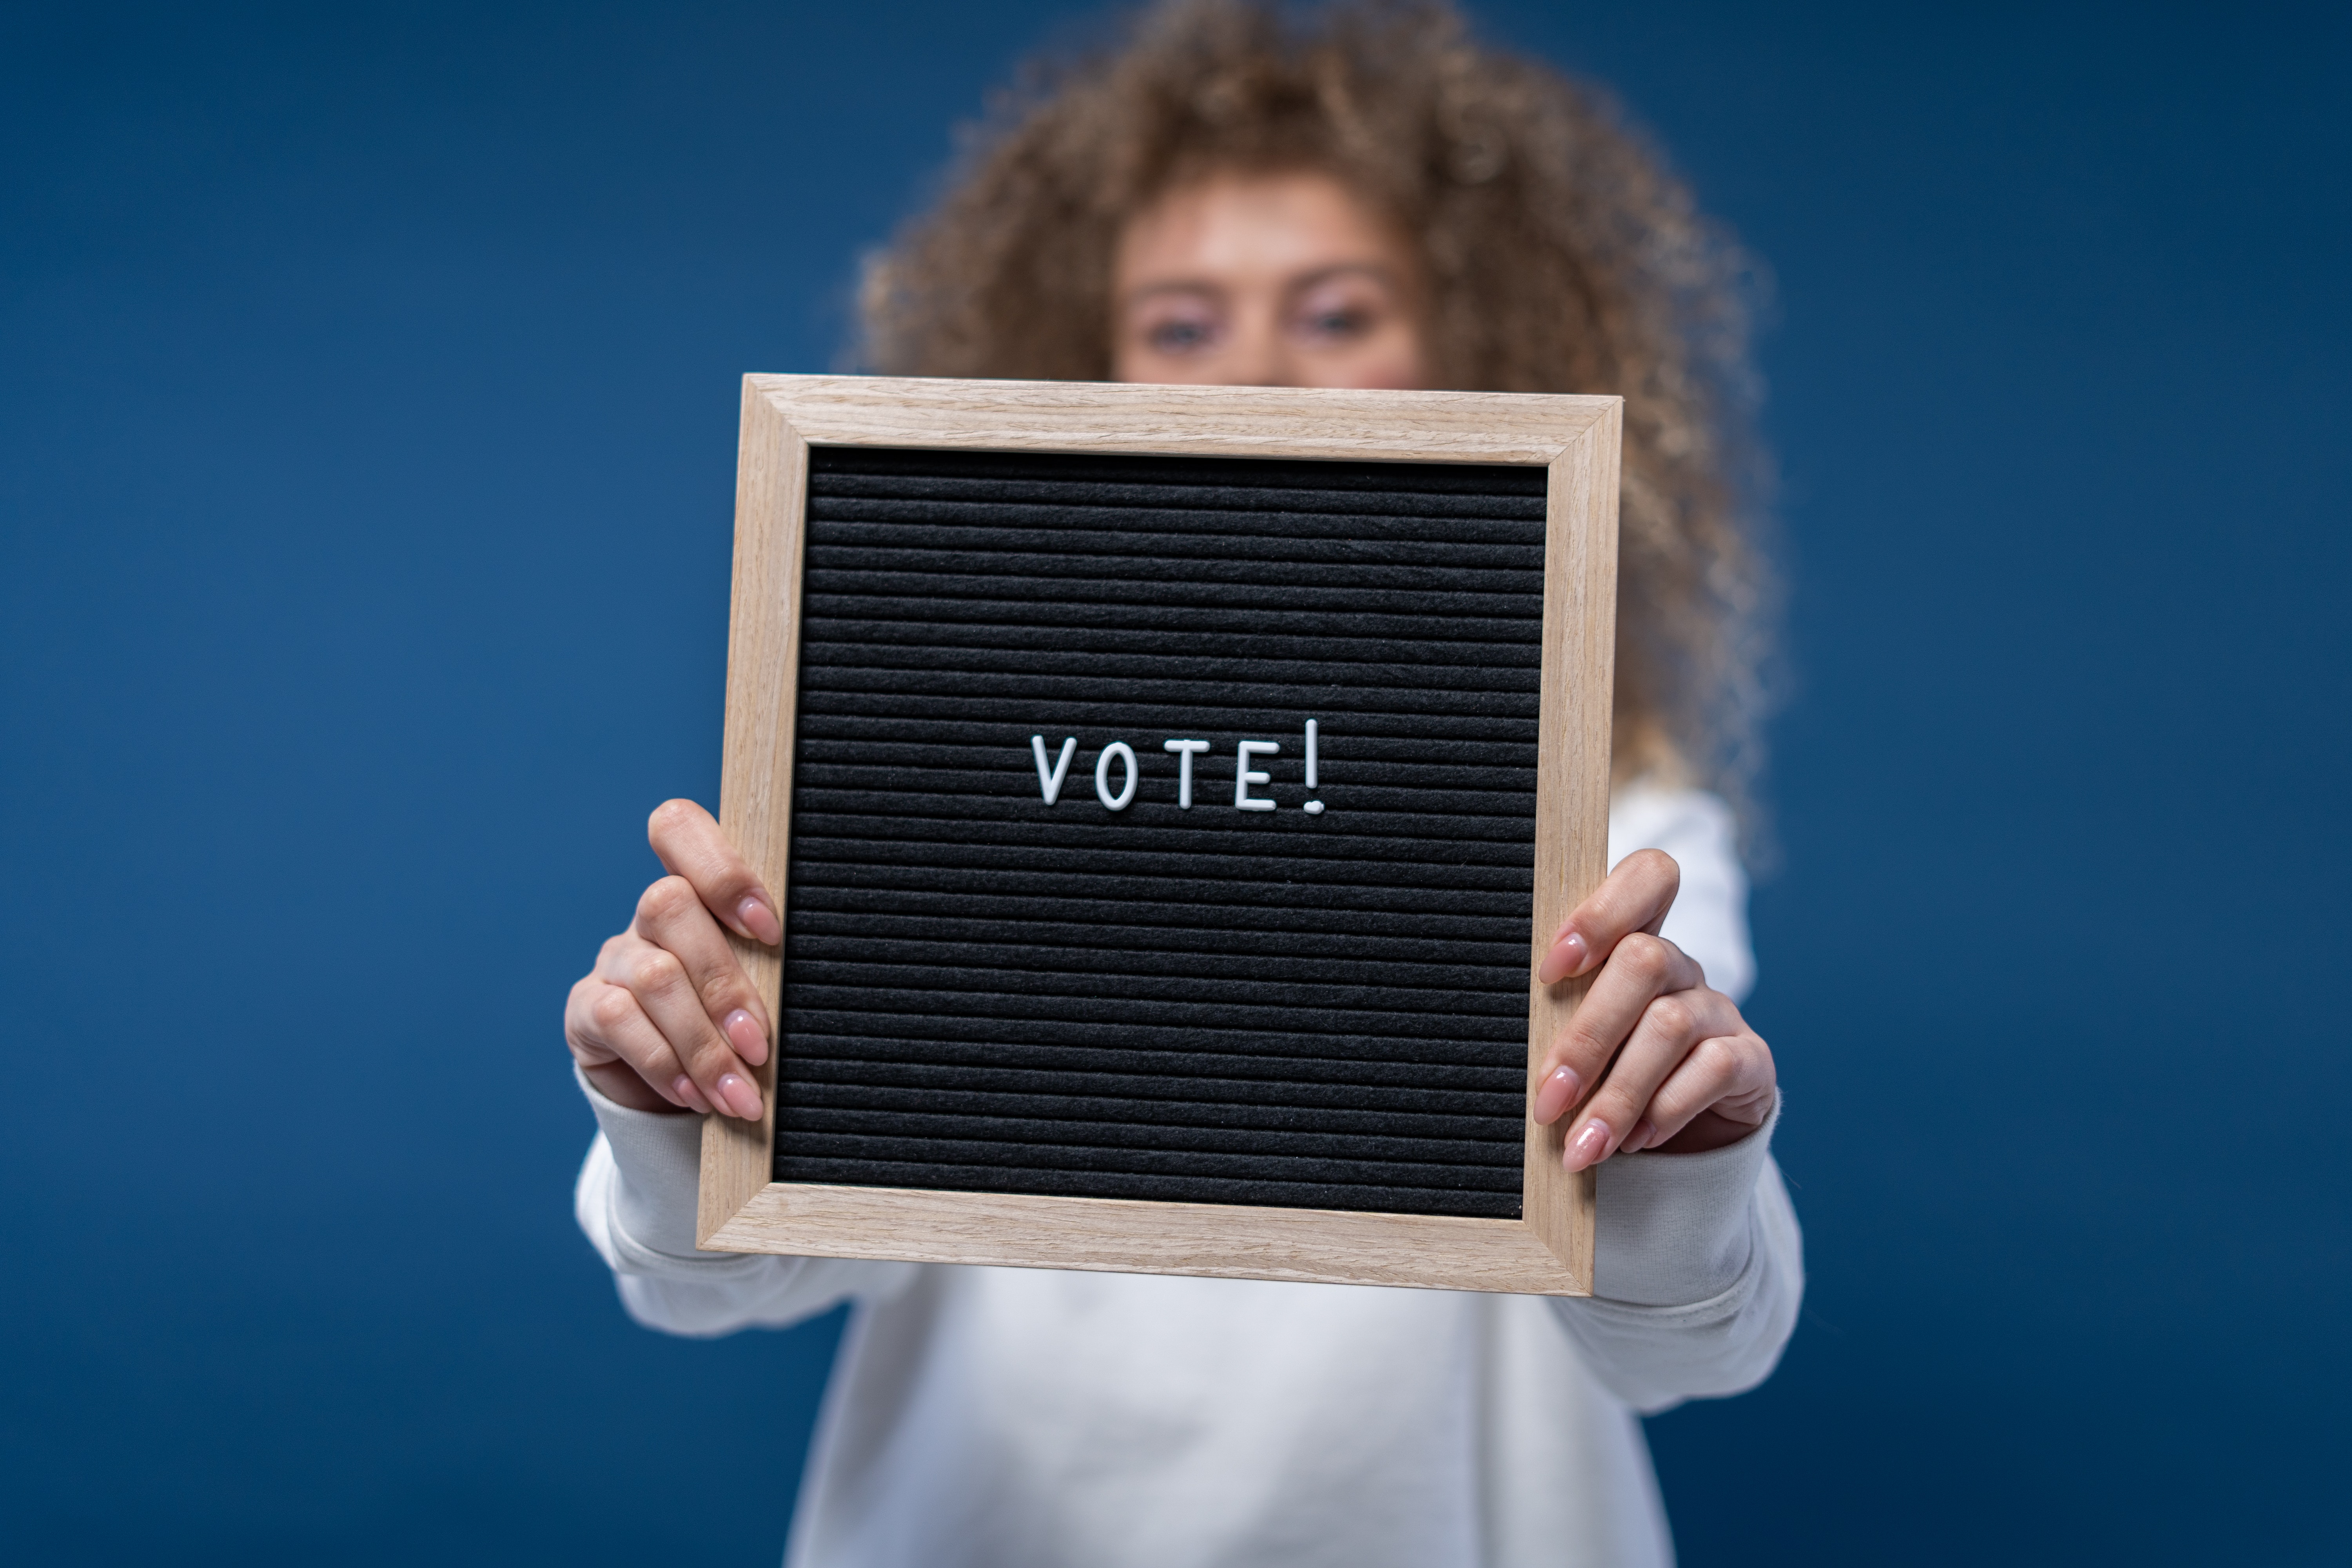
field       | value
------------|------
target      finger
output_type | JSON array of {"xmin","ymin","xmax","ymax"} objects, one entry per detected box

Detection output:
[
  {"xmin": 1563, "ymin": 987, "xmax": 1746, "ymax": 1170},
  {"xmin": 1630, "ymin": 1030, "xmax": 1775, "ymax": 1150},
  {"xmin": 647, "ymin": 799, "xmax": 781, "ymax": 946},
  {"xmin": 632, "ymin": 875, "xmax": 772, "ymax": 1067},
  {"xmin": 1539, "ymin": 848, "xmax": 1681, "ymax": 983},
  {"xmin": 607, "ymin": 933, "xmax": 764, "ymax": 1120},
  {"xmin": 1532, "ymin": 933, "xmax": 1705, "ymax": 1124},
  {"xmin": 566, "ymin": 975, "xmax": 702, "ymax": 1111}
]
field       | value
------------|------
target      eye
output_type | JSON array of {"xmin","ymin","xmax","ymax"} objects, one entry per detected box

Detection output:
[
  {"xmin": 1289, "ymin": 276, "xmax": 1393, "ymax": 345},
  {"xmin": 1301, "ymin": 307, "xmax": 1371, "ymax": 340},
  {"xmin": 1149, "ymin": 318, "xmax": 1217, "ymax": 352}
]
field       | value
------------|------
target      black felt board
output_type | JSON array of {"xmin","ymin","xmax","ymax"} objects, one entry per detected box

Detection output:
[{"xmin": 773, "ymin": 446, "xmax": 1546, "ymax": 1221}]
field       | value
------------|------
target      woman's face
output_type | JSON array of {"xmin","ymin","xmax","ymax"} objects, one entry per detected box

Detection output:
[{"xmin": 1112, "ymin": 170, "xmax": 1429, "ymax": 389}]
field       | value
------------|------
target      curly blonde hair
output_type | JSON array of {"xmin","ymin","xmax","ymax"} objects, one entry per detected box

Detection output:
[{"xmin": 859, "ymin": 0, "xmax": 1775, "ymax": 835}]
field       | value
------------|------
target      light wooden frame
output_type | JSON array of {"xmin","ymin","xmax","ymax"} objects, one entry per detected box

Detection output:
[{"xmin": 698, "ymin": 375, "xmax": 1621, "ymax": 1296}]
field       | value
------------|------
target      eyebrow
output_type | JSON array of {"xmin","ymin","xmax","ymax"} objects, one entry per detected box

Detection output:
[
  {"xmin": 1284, "ymin": 263, "xmax": 1400, "ymax": 294},
  {"xmin": 1120, "ymin": 262, "xmax": 1400, "ymax": 310}
]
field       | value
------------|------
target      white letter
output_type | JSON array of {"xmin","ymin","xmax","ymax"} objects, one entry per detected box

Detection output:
[
  {"xmin": 1234, "ymin": 740, "xmax": 1279, "ymax": 810},
  {"xmin": 1094, "ymin": 741, "xmax": 1138, "ymax": 810},
  {"xmin": 1031, "ymin": 735, "xmax": 1076, "ymax": 805},
  {"xmin": 1162, "ymin": 738, "xmax": 1209, "ymax": 808},
  {"xmin": 1305, "ymin": 719, "xmax": 1319, "ymax": 788}
]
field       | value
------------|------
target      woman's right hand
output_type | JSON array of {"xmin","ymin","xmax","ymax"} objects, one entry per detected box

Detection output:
[{"xmin": 563, "ymin": 799, "xmax": 782, "ymax": 1118}]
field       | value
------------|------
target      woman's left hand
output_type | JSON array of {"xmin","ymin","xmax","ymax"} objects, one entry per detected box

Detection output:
[{"xmin": 1531, "ymin": 849, "xmax": 1777, "ymax": 1170}]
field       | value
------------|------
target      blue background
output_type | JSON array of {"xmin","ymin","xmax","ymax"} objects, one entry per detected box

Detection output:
[{"xmin": 4, "ymin": 2, "xmax": 2347, "ymax": 1561}]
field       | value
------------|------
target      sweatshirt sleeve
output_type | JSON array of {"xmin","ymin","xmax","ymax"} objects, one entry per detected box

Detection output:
[
  {"xmin": 1547, "ymin": 1109, "xmax": 1804, "ymax": 1412},
  {"xmin": 1541, "ymin": 786, "xmax": 1802, "ymax": 1412},
  {"xmin": 572, "ymin": 1067, "xmax": 920, "ymax": 1338},
  {"xmin": 1608, "ymin": 784, "xmax": 1754, "ymax": 1005}
]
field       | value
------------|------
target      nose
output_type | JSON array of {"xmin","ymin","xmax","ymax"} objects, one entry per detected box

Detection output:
[{"xmin": 1221, "ymin": 302, "xmax": 1291, "ymax": 387}]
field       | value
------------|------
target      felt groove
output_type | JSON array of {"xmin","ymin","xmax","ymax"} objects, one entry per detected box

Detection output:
[
  {"xmin": 791, "ymin": 963, "xmax": 1533, "ymax": 1003},
  {"xmin": 772, "ymin": 1131, "xmax": 1520, "ymax": 1190},
  {"xmin": 809, "ymin": 492, "xmax": 1545, "ymax": 524},
  {"xmin": 783, "ymin": 987, "xmax": 1526, "ymax": 1040},
  {"xmin": 783, "ymin": 1055, "xmax": 1521, "ymax": 1111},
  {"xmin": 810, "ymin": 577, "xmax": 1541, "ymax": 621},
  {"xmin": 810, "ymin": 493, "xmax": 1541, "ymax": 526},
  {"xmin": 801, "ymin": 632, "xmax": 1542, "ymax": 670},
  {"xmin": 800, "ymin": 681, "xmax": 1538, "ymax": 726},
  {"xmin": 807, "ymin": 675, "xmax": 1535, "ymax": 709},
  {"xmin": 809, "ymin": 475, "xmax": 1545, "ymax": 512},
  {"xmin": 787, "ymin": 942, "xmax": 1524, "ymax": 994},
  {"xmin": 781, "ymin": 1093, "xmax": 1524, "ymax": 1145},
  {"xmin": 788, "ymin": 863, "xmax": 1534, "ymax": 915},
  {"xmin": 801, "ymin": 660, "xmax": 1540, "ymax": 701},
  {"xmin": 797, "ymin": 696, "xmax": 1532, "ymax": 731},
  {"xmin": 788, "ymin": 1048, "xmax": 1520, "ymax": 1099},
  {"xmin": 787, "ymin": 799, "xmax": 1542, "ymax": 840},
  {"xmin": 768, "ymin": 1160, "xmax": 1515, "ymax": 1218},
  {"xmin": 809, "ymin": 477, "xmax": 1543, "ymax": 507},
  {"xmin": 807, "ymin": 517, "xmax": 1546, "ymax": 557},
  {"xmin": 789, "ymin": 840, "xmax": 1537, "ymax": 887},
  {"xmin": 806, "ymin": 538, "xmax": 1544, "ymax": 583},
  {"xmin": 791, "ymin": 780, "xmax": 1539, "ymax": 811},
  {"xmin": 791, "ymin": 902, "xmax": 1523, "ymax": 944},
  {"xmin": 791, "ymin": 819, "xmax": 1538, "ymax": 861},
  {"xmin": 784, "ymin": 1009, "xmax": 1523, "ymax": 1065},
  {"xmin": 775, "ymin": 448, "xmax": 1544, "ymax": 1223},
  {"xmin": 795, "ymin": 703, "xmax": 1536, "ymax": 745},
  {"xmin": 803, "ymin": 601, "xmax": 1540, "ymax": 642},
  {"xmin": 787, "ymin": 919, "xmax": 1523, "ymax": 965},
  {"xmin": 802, "ymin": 932, "xmax": 1521, "ymax": 966},
  {"xmin": 786, "ymin": 962, "xmax": 1528, "ymax": 1016},
  {"xmin": 813, "ymin": 483, "xmax": 1543, "ymax": 511},
  {"xmin": 798, "ymin": 615, "xmax": 1545, "ymax": 655},
  {"xmin": 799, "ymin": 648, "xmax": 1541, "ymax": 690},
  {"xmin": 788, "ymin": 795, "xmax": 1540, "ymax": 838},
  {"xmin": 786, "ymin": 889, "xmax": 1526, "ymax": 941},
  {"xmin": 778, "ymin": 1110, "xmax": 1520, "ymax": 1166},
  {"xmin": 793, "ymin": 814, "xmax": 1537, "ymax": 857},
  {"xmin": 785, "ymin": 1042, "xmax": 1519, "ymax": 1083}
]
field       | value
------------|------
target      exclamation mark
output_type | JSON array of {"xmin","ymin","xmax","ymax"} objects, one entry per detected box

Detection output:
[{"xmin": 1303, "ymin": 719, "xmax": 1325, "ymax": 815}]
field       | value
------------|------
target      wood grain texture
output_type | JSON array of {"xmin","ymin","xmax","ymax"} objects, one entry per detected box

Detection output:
[
  {"xmin": 746, "ymin": 374, "xmax": 1608, "ymax": 465},
  {"xmin": 697, "ymin": 383, "xmax": 808, "ymax": 1246},
  {"xmin": 699, "ymin": 374, "xmax": 1622, "ymax": 1294},
  {"xmin": 706, "ymin": 1182, "xmax": 1588, "ymax": 1296},
  {"xmin": 1522, "ymin": 404, "xmax": 1625, "ymax": 1290}
]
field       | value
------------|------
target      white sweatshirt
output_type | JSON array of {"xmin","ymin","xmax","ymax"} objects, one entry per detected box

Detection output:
[{"xmin": 574, "ymin": 787, "xmax": 1802, "ymax": 1567}]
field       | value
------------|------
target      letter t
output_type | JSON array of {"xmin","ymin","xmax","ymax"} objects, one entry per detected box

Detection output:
[{"xmin": 1162, "ymin": 739, "xmax": 1210, "ymax": 809}]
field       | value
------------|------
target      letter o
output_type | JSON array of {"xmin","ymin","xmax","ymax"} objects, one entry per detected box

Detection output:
[{"xmin": 1094, "ymin": 742, "xmax": 1138, "ymax": 811}]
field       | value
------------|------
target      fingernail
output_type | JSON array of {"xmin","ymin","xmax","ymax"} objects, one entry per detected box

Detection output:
[
  {"xmin": 736, "ymin": 895, "xmax": 782, "ymax": 945},
  {"xmin": 1539, "ymin": 930, "xmax": 1590, "ymax": 985},
  {"xmin": 1625, "ymin": 1117, "xmax": 1657, "ymax": 1153},
  {"xmin": 717, "ymin": 1072, "xmax": 762, "ymax": 1120},
  {"xmin": 724, "ymin": 1008, "xmax": 769, "ymax": 1066},
  {"xmin": 672, "ymin": 1075, "xmax": 713, "ymax": 1114},
  {"xmin": 1532, "ymin": 1065, "xmax": 1581, "ymax": 1124},
  {"xmin": 1564, "ymin": 1118, "xmax": 1611, "ymax": 1171}
]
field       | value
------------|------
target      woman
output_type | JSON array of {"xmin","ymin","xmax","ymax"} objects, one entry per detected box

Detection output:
[{"xmin": 565, "ymin": 3, "xmax": 1798, "ymax": 1563}]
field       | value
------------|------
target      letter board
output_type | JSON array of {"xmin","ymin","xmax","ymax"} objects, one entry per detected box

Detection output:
[{"xmin": 698, "ymin": 376, "xmax": 1621, "ymax": 1295}]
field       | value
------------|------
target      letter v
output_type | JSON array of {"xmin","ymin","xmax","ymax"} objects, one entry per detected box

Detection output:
[{"xmin": 1031, "ymin": 735, "xmax": 1078, "ymax": 805}]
